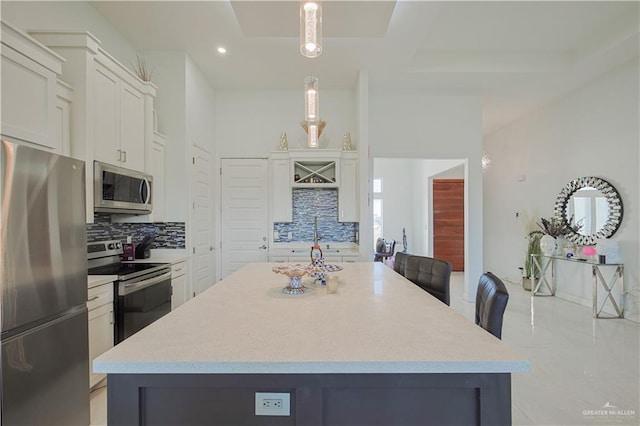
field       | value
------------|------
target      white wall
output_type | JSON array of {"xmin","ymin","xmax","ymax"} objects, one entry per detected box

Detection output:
[
  {"xmin": 213, "ymin": 89, "xmax": 356, "ymax": 157},
  {"xmin": 369, "ymin": 91, "xmax": 483, "ymax": 301},
  {"xmin": 144, "ymin": 51, "xmax": 188, "ymax": 222},
  {"xmin": 186, "ymin": 55, "xmax": 216, "ymax": 153},
  {"xmin": 484, "ymin": 60, "xmax": 640, "ymax": 322}
]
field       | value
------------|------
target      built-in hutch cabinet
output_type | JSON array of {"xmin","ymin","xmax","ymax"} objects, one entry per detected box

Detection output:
[
  {"xmin": 270, "ymin": 149, "xmax": 359, "ymax": 223},
  {"xmin": 271, "ymin": 151, "xmax": 293, "ymax": 222},
  {"xmin": 29, "ymin": 30, "xmax": 157, "ymax": 222},
  {"xmin": 1, "ymin": 21, "xmax": 65, "ymax": 152},
  {"xmin": 338, "ymin": 151, "xmax": 359, "ymax": 222}
]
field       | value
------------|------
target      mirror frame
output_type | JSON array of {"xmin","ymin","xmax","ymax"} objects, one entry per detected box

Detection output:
[{"xmin": 553, "ymin": 176, "xmax": 623, "ymax": 245}]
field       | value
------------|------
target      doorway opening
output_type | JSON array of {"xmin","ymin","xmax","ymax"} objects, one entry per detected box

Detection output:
[{"xmin": 372, "ymin": 158, "xmax": 465, "ymax": 269}]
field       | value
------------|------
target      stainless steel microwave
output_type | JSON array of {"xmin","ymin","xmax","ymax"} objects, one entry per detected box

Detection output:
[{"xmin": 94, "ymin": 161, "xmax": 152, "ymax": 214}]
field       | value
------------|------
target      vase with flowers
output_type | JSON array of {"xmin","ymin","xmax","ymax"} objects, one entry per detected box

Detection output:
[{"xmin": 533, "ymin": 215, "xmax": 583, "ymax": 256}]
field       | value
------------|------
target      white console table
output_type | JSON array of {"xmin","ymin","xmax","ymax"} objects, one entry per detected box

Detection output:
[{"xmin": 530, "ymin": 254, "xmax": 624, "ymax": 318}]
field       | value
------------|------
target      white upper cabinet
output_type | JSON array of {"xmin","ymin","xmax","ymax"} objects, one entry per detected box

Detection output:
[
  {"xmin": 93, "ymin": 62, "xmax": 120, "ymax": 165},
  {"xmin": 271, "ymin": 152, "xmax": 292, "ymax": 222},
  {"xmin": 29, "ymin": 30, "xmax": 157, "ymax": 221},
  {"xmin": 93, "ymin": 60, "xmax": 145, "ymax": 170},
  {"xmin": 338, "ymin": 152, "xmax": 359, "ymax": 222},
  {"xmin": 1, "ymin": 21, "xmax": 65, "ymax": 152},
  {"xmin": 148, "ymin": 131, "xmax": 166, "ymax": 222},
  {"xmin": 55, "ymin": 80, "xmax": 73, "ymax": 157}
]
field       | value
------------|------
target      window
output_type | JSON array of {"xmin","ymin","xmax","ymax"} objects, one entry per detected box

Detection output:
[{"xmin": 373, "ymin": 178, "xmax": 383, "ymax": 248}]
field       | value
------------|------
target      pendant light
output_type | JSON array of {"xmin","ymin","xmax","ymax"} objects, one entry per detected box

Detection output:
[
  {"xmin": 307, "ymin": 123, "xmax": 319, "ymax": 148},
  {"xmin": 303, "ymin": 76, "xmax": 320, "ymax": 148},
  {"xmin": 304, "ymin": 76, "xmax": 319, "ymax": 122},
  {"xmin": 300, "ymin": 1, "xmax": 322, "ymax": 58}
]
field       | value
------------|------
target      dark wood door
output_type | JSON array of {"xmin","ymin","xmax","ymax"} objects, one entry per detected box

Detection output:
[{"xmin": 433, "ymin": 179, "xmax": 464, "ymax": 271}]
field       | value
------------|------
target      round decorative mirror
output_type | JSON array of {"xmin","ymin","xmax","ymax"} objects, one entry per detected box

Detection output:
[{"xmin": 553, "ymin": 177, "xmax": 623, "ymax": 245}]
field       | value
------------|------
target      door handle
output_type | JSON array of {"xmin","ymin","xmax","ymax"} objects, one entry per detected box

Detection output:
[{"xmin": 258, "ymin": 245, "xmax": 267, "ymax": 250}]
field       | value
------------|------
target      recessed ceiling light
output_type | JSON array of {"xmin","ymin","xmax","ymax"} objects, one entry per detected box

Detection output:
[{"xmin": 217, "ymin": 46, "xmax": 227, "ymax": 54}]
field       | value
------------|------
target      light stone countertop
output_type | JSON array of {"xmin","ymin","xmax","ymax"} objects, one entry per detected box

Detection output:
[
  {"xmin": 95, "ymin": 262, "xmax": 529, "ymax": 375},
  {"xmin": 87, "ymin": 275, "xmax": 117, "ymax": 289}
]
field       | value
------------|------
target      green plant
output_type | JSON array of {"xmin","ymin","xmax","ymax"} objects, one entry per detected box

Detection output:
[
  {"xmin": 535, "ymin": 215, "xmax": 583, "ymax": 237},
  {"xmin": 524, "ymin": 232, "xmax": 542, "ymax": 278}
]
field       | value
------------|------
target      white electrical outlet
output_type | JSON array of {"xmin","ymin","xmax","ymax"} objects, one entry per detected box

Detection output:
[
  {"xmin": 274, "ymin": 231, "xmax": 279, "ymax": 239},
  {"xmin": 255, "ymin": 392, "xmax": 290, "ymax": 416}
]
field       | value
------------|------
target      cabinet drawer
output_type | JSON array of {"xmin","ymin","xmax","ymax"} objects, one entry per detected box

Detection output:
[
  {"xmin": 172, "ymin": 261, "xmax": 186, "ymax": 278},
  {"xmin": 87, "ymin": 283, "xmax": 113, "ymax": 311}
]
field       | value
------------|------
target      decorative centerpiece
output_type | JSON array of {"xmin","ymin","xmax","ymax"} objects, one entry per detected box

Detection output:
[
  {"xmin": 273, "ymin": 264, "xmax": 314, "ymax": 295},
  {"xmin": 531, "ymin": 215, "xmax": 583, "ymax": 256}
]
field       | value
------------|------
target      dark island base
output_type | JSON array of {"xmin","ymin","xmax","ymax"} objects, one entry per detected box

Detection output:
[{"xmin": 107, "ymin": 372, "xmax": 511, "ymax": 426}]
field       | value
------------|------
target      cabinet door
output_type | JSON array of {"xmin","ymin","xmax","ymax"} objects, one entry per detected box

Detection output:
[
  {"xmin": 55, "ymin": 81, "xmax": 72, "ymax": 156},
  {"xmin": 119, "ymin": 81, "xmax": 145, "ymax": 171},
  {"xmin": 271, "ymin": 158, "xmax": 292, "ymax": 222},
  {"xmin": 1, "ymin": 47, "xmax": 58, "ymax": 150},
  {"xmin": 338, "ymin": 157, "xmax": 358, "ymax": 222},
  {"xmin": 149, "ymin": 133, "xmax": 166, "ymax": 221},
  {"xmin": 171, "ymin": 273, "xmax": 187, "ymax": 310},
  {"xmin": 88, "ymin": 302, "xmax": 114, "ymax": 388},
  {"xmin": 93, "ymin": 63, "xmax": 120, "ymax": 166}
]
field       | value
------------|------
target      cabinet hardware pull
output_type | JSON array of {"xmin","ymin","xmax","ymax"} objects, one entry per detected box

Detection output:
[
  {"xmin": 123, "ymin": 150, "xmax": 127, "ymax": 162},
  {"xmin": 88, "ymin": 296, "xmax": 99, "ymax": 301},
  {"xmin": 117, "ymin": 149, "xmax": 122, "ymax": 162}
]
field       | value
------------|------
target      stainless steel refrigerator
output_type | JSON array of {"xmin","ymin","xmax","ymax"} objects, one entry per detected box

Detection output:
[{"xmin": 1, "ymin": 141, "xmax": 90, "ymax": 425}]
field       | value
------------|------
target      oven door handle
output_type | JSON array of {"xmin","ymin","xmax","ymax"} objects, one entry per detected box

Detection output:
[{"xmin": 120, "ymin": 271, "xmax": 171, "ymax": 296}]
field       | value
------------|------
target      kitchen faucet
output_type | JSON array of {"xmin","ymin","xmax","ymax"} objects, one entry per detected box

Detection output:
[{"xmin": 313, "ymin": 216, "xmax": 321, "ymax": 245}]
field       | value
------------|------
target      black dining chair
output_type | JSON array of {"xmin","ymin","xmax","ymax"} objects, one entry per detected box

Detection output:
[
  {"xmin": 393, "ymin": 251, "xmax": 410, "ymax": 276},
  {"xmin": 373, "ymin": 238, "xmax": 396, "ymax": 262},
  {"xmin": 475, "ymin": 272, "xmax": 510, "ymax": 339},
  {"xmin": 404, "ymin": 255, "xmax": 452, "ymax": 305}
]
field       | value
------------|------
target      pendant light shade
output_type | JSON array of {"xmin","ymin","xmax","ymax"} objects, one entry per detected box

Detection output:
[
  {"xmin": 304, "ymin": 76, "xmax": 319, "ymax": 122},
  {"xmin": 300, "ymin": 1, "xmax": 322, "ymax": 58}
]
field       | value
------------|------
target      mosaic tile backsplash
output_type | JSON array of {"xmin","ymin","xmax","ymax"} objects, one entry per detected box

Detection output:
[
  {"xmin": 273, "ymin": 189, "xmax": 358, "ymax": 243},
  {"xmin": 87, "ymin": 213, "xmax": 186, "ymax": 249}
]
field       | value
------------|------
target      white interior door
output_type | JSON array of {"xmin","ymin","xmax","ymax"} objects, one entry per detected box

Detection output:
[
  {"xmin": 191, "ymin": 146, "xmax": 215, "ymax": 296},
  {"xmin": 221, "ymin": 158, "xmax": 269, "ymax": 279}
]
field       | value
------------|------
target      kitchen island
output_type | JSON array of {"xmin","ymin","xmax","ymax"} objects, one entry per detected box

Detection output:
[{"xmin": 95, "ymin": 262, "xmax": 528, "ymax": 425}]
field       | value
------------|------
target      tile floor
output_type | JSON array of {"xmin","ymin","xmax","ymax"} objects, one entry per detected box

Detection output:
[{"xmin": 90, "ymin": 272, "xmax": 640, "ymax": 425}]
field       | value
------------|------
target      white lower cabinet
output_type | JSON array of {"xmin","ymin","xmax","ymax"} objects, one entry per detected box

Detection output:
[
  {"xmin": 171, "ymin": 261, "xmax": 188, "ymax": 310},
  {"xmin": 87, "ymin": 282, "xmax": 114, "ymax": 389},
  {"xmin": 269, "ymin": 253, "xmax": 357, "ymax": 263}
]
